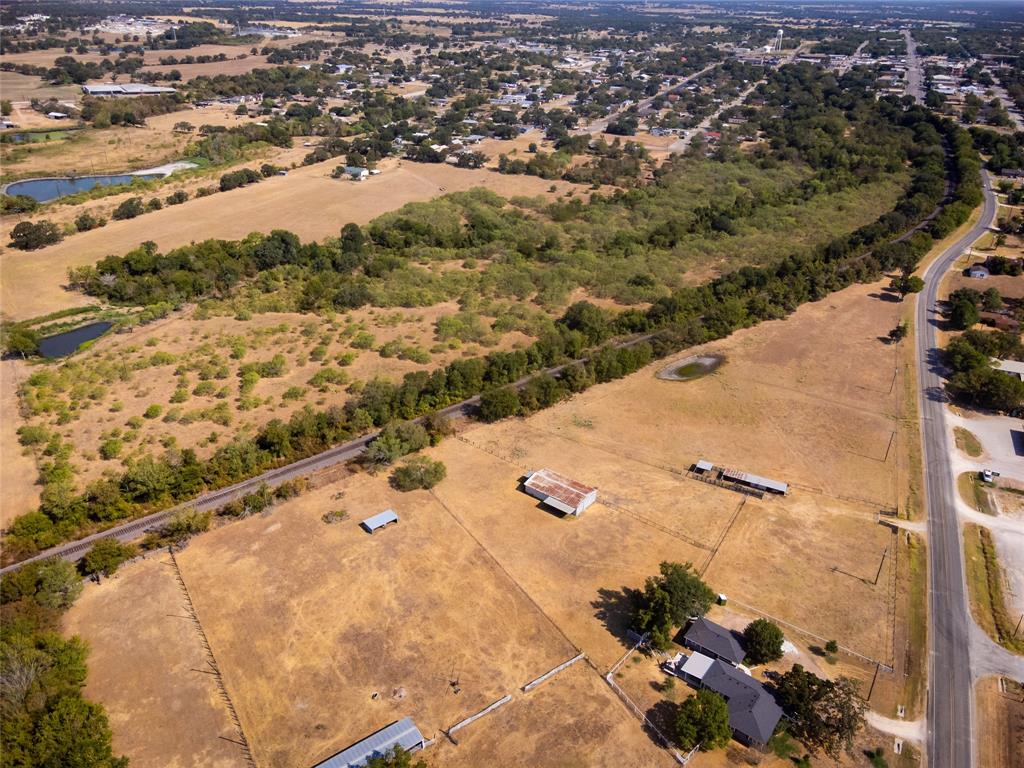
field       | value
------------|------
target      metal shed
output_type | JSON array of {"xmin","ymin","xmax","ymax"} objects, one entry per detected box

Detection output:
[
  {"xmin": 311, "ymin": 717, "xmax": 425, "ymax": 768},
  {"xmin": 523, "ymin": 469, "xmax": 597, "ymax": 516},
  {"xmin": 360, "ymin": 509, "xmax": 399, "ymax": 534},
  {"xmin": 721, "ymin": 468, "xmax": 788, "ymax": 495}
]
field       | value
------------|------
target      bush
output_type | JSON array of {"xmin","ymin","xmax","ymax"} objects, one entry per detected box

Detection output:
[
  {"xmin": 1, "ymin": 194, "xmax": 39, "ymax": 214},
  {"xmin": 219, "ymin": 168, "xmax": 262, "ymax": 192},
  {"xmin": 112, "ymin": 197, "xmax": 144, "ymax": 220},
  {"xmin": 98, "ymin": 438, "xmax": 123, "ymax": 460},
  {"xmin": 81, "ymin": 538, "xmax": 136, "ymax": 576},
  {"xmin": 391, "ymin": 456, "xmax": 447, "ymax": 491},
  {"xmin": 9, "ymin": 220, "xmax": 63, "ymax": 250},
  {"xmin": 74, "ymin": 211, "xmax": 106, "ymax": 232},
  {"xmin": 143, "ymin": 404, "xmax": 163, "ymax": 419},
  {"xmin": 165, "ymin": 189, "xmax": 189, "ymax": 206}
]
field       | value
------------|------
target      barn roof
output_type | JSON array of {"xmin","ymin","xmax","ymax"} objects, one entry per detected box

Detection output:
[
  {"xmin": 311, "ymin": 717, "xmax": 424, "ymax": 768},
  {"xmin": 721, "ymin": 468, "xmax": 788, "ymax": 494}
]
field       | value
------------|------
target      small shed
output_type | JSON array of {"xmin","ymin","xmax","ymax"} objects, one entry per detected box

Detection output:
[
  {"xmin": 968, "ymin": 265, "xmax": 990, "ymax": 279},
  {"xmin": 311, "ymin": 717, "xmax": 425, "ymax": 768},
  {"xmin": 361, "ymin": 509, "xmax": 399, "ymax": 534},
  {"xmin": 523, "ymin": 469, "xmax": 597, "ymax": 516},
  {"xmin": 343, "ymin": 166, "xmax": 369, "ymax": 181}
]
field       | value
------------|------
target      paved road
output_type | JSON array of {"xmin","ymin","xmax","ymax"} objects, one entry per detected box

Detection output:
[
  {"xmin": 915, "ymin": 170, "xmax": 997, "ymax": 768},
  {"xmin": 904, "ymin": 30, "xmax": 925, "ymax": 103}
]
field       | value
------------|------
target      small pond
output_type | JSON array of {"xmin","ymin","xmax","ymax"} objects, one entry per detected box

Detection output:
[
  {"xmin": 38, "ymin": 322, "xmax": 113, "ymax": 358},
  {"xmin": 5, "ymin": 174, "xmax": 159, "ymax": 203}
]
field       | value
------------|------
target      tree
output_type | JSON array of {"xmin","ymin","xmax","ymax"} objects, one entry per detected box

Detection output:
[
  {"xmin": 365, "ymin": 746, "xmax": 427, "ymax": 768},
  {"xmin": 981, "ymin": 287, "xmax": 1003, "ymax": 312},
  {"xmin": 633, "ymin": 562, "xmax": 715, "ymax": 649},
  {"xmin": 32, "ymin": 696, "xmax": 128, "ymax": 768},
  {"xmin": 1, "ymin": 99, "xmax": 12, "ymax": 116},
  {"xmin": 948, "ymin": 299, "xmax": 979, "ymax": 330},
  {"xmin": 2, "ymin": 324, "xmax": 40, "ymax": 357},
  {"xmin": 888, "ymin": 323, "xmax": 908, "ymax": 343},
  {"xmin": 888, "ymin": 274, "xmax": 924, "ymax": 299},
  {"xmin": 364, "ymin": 421, "xmax": 429, "ymax": 467},
  {"xmin": 824, "ymin": 639, "xmax": 838, "ymax": 655},
  {"xmin": 674, "ymin": 690, "xmax": 733, "ymax": 751},
  {"xmin": 391, "ymin": 456, "xmax": 447, "ymax": 491},
  {"xmin": 774, "ymin": 664, "xmax": 866, "ymax": 759},
  {"xmin": 74, "ymin": 211, "xmax": 105, "ymax": 232},
  {"xmin": 479, "ymin": 386, "xmax": 521, "ymax": 422},
  {"xmin": 81, "ymin": 539, "xmax": 136, "ymax": 577},
  {"xmin": 10, "ymin": 220, "xmax": 63, "ymax": 250},
  {"xmin": 743, "ymin": 618, "xmax": 785, "ymax": 664}
]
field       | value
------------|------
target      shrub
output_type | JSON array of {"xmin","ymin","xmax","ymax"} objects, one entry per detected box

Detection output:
[
  {"xmin": 1, "ymin": 194, "xmax": 39, "ymax": 214},
  {"xmin": 391, "ymin": 456, "xmax": 447, "ymax": 491},
  {"xmin": 165, "ymin": 189, "xmax": 189, "ymax": 205},
  {"xmin": 81, "ymin": 538, "xmax": 136, "ymax": 576},
  {"xmin": 112, "ymin": 197, "xmax": 145, "ymax": 220},
  {"xmin": 74, "ymin": 211, "xmax": 106, "ymax": 231},
  {"xmin": 98, "ymin": 438, "xmax": 123, "ymax": 460},
  {"xmin": 10, "ymin": 220, "xmax": 63, "ymax": 250},
  {"xmin": 143, "ymin": 404, "xmax": 163, "ymax": 419}
]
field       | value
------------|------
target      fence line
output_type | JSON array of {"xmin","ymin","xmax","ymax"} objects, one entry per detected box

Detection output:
[
  {"xmin": 604, "ymin": 674, "xmax": 686, "ymax": 765},
  {"xmin": 726, "ymin": 596, "xmax": 893, "ymax": 671},
  {"xmin": 522, "ymin": 652, "xmax": 586, "ymax": 693},
  {"xmin": 447, "ymin": 694, "xmax": 513, "ymax": 736},
  {"xmin": 167, "ymin": 549, "xmax": 256, "ymax": 766}
]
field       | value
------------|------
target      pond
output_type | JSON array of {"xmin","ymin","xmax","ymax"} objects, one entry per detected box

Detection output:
[
  {"xmin": 38, "ymin": 322, "xmax": 113, "ymax": 358},
  {"xmin": 5, "ymin": 174, "xmax": 159, "ymax": 203}
]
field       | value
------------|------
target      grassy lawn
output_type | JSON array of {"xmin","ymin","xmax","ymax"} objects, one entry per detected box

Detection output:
[
  {"xmin": 963, "ymin": 523, "xmax": 1024, "ymax": 654},
  {"xmin": 953, "ymin": 426, "xmax": 983, "ymax": 457},
  {"xmin": 903, "ymin": 533, "xmax": 928, "ymax": 717},
  {"xmin": 957, "ymin": 472, "xmax": 996, "ymax": 515}
]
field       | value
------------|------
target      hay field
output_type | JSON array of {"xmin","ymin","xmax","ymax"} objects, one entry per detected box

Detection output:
[
  {"xmin": 1, "ymin": 162, "xmax": 588, "ymax": 321},
  {"xmin": 0, "ymin": 72, "xmax": 81, "ymax": 105},
  {"xmin": 175, "ymin": 472, "xmax": 578, "ymax": 767}
]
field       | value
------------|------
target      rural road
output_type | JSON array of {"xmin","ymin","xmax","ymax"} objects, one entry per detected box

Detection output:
[{"xmin": 915, "ymin": 169, "xmax": 997, "ymax": 768}]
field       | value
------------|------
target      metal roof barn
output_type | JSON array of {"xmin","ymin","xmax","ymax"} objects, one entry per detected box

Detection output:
[
  {"xmin": 721, "ymin": 468, "xmax": 788, "ymax": 495},
  {"xmin": 360, "ymin": 509, "xmax": 399, "ymax": 534},
  {"xmin": 523, "ymin": 469, "xmax": 597, "ymax": 516},
  {"xmin": 311, "ymin": 717, "xmax": 425, "ymax": 768}
]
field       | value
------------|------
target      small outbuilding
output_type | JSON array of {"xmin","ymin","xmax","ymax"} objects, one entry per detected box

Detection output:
[
  {"xmin": 360, "ymin": 509, "xmax": 399, "ymax": 534},
  {"xmin": 311, "ymin": 717, "xmax": 425, "ymax": 768},
  {"xmin": 523, "ymin": 469, "xmax": 597, "ymax": 516},
  {"xmin": 968, "ymin": 265, "xmax": 990, "ymax": 279},
  {"xmin": 343, "ymin": 166, "xmax": 369, "ymax": 181}
]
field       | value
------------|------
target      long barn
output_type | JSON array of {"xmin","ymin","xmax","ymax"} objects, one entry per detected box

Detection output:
[{"xmin": 523, "ymin": 469, "xmax": 597, "ymax": 516}]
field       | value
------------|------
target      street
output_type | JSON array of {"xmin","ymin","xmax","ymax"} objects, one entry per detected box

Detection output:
[{"xmin": 915, "ymin": 170, "xmax": 997, "ymax": 768}]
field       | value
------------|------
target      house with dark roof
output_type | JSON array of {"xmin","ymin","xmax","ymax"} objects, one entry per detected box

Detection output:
[
  {"xmin": 682, "ymin": 617, "xmax": 745, "ymax": 665},
  {"xmin": 664, "ymin": 652, "xmax": 782, "ymax": 750}
]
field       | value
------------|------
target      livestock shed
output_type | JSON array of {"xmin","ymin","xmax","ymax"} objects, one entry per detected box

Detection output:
[
  {"xmin": 311, "ymin": 717, "xmax": 425, "ymax": 768},
  {"xmin": 361, "ymin": 509, "xmax": 399, "ymax": 534},
  {"xmin": 523, "ymin": 469, "xmax": 597, "ymax": 516},
  {"xmin": 721, "ymin": 468, "xmax": 788, "ymax": 495}
]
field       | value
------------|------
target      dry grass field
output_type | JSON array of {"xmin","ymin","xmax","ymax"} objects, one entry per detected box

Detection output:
[
  {"xmin": 63, "ymin": 555, "xmax": 244, "ymax": 768},
  {"xmin": 0, "ymin": 72, "xmax": 81, "ymax": 107},
  {"xmin": 0, "ymin": 360, "xmax": 39, "ymax": 529},
  {"xmin": 171, "ymin": 473, "xmax": 581, "ymax": 767},
  {"xmin": 1, "ymin": 161, "xmax": 591, "ymax": 321},
  {"xmin": 16, "ymin": 302, "xmax": 533, "ymax": 488},
  {"xmin": 976, "ymin": 677, "xmax": 1024, "ymax": 768},
  {"xmin": 59, "ymin": 276, "xmax": 917, "ymax": 768}
]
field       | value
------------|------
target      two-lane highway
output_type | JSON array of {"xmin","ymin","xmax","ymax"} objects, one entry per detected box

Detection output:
[{"xmin": 915, "ymin": 170, "xmax": 997, "ymax": 768}]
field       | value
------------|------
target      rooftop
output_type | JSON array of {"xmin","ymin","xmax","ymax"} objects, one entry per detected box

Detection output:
[
  {"xmin": 683, "ymin": 617, "xmax": 746, "ymax": 665},
  {"xmin": 311, "ymin": 717, "xmax": 424, "ymax": 768},
  {"xmin": 524, "ymin": 469, "xmax": 596, "ymax": 510}
]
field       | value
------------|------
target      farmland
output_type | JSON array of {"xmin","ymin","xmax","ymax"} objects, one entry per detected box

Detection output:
[{"xmin": 64, "ymin": 276, "xmax": 918, "ymax": 767}]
